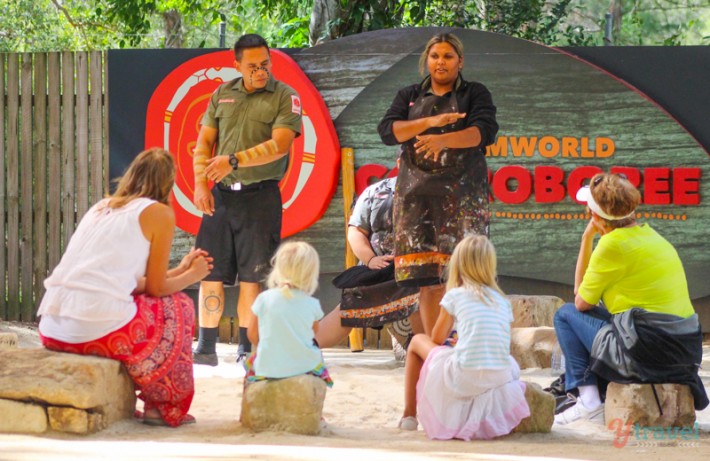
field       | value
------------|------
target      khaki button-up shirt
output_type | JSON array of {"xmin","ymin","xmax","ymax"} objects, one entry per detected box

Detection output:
[{"xmin": 201, "ymin": 76, "xmax": 302, "ymax": 186}]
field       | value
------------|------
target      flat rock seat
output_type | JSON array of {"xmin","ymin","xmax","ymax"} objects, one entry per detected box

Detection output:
[
  {"xmin": 0, "ymin": 332, "xmax": 18, "ymax": 349},
  {"xmin": 512, "ymin": 381, "xmax": 555, "ymax": 434},
  {"xmin": 509, "ymin": 295, "xmax": 564, "ymax": 329},
  {"xmin": 241, "ymin": 374, "xmax": 327, "ymax": 435},
  {"xmin": 0, "ymin": 348, "xmax": 136, "ymax": 434},
  {"xmin": 508, "ymin": 295, "xmax": 564, "ymax": 370},
  {"xmin": 511, "ymin": 327, "xmax": 559, "ymax": 369},
  {"xmin": 604, "ymin": 382, "xmax": 696, "ymax": 428}
]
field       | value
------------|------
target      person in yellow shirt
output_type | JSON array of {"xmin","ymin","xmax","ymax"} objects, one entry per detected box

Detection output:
[{"xmin": 553, "ymin": 172, "xmax": 705, "ymax": 425}]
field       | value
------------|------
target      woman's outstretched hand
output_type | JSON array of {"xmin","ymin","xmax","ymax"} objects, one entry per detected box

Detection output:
[{"xmin": 428, "ymin": 112, "xmax": 465, "ymax": 128}]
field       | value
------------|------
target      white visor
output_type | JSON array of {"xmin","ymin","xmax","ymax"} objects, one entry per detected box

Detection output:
[{"xmin": 576, "ymin": 186, "xmax": 635, "ymax": 221}]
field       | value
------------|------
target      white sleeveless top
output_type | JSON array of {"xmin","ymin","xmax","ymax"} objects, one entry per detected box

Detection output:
[{"xmin": 38, "ymin": 197, "xmax": 156, "ymax": 343}]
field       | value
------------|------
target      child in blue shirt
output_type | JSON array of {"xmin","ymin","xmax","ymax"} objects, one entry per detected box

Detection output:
[{"xmin": 245, "ymin": 241, "xmax": 332, "ymax": 386}]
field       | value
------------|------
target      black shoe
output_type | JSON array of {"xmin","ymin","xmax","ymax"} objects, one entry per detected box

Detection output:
[
  {"xmin": 555, "ymin": 393, "xmax": 579, "ymax": 415},
  {"xmin": 192, "ymin": 350, "xmax": 218, "ymax": 367},
  {"xmin": 543, "ymin": 374, "xmax": 567, "ymax": 396}
]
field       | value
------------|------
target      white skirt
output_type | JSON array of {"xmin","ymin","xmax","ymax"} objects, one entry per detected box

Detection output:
[{"xmin": 416, "ymin": 346, "xmax": 530, "ymax": 440}]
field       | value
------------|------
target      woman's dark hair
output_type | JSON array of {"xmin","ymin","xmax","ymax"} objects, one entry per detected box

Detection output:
[
  {"xmin": 418, "ymin": 33, "xmax": 465, "ymax": 76},
  {"xmin": 233, "ymin": 34, "xmax": 269, "ymax": 61},
  {"xmin": 109, "ymin": 148, "xmax": 175, "ymax": 209}
]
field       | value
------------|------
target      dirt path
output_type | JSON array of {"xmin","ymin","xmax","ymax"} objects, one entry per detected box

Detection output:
[{"xmin": 1, "ymin": 321, "xmax": 709, "ymax": 461}]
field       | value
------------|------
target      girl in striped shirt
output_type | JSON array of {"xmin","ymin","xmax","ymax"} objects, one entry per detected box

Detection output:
[{"xmin": 398, "ymin": 235, "xmax": 529, "ymax": 440}]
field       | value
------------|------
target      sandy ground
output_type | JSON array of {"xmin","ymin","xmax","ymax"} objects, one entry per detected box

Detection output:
[{"xmin": 1, "ymin": 321, "xmax": 709, "ymax": 461}]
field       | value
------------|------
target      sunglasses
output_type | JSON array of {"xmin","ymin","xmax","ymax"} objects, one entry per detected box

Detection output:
[{"xmin": 591, "ymin": 173, "xmax": 628, "ymax": 188}]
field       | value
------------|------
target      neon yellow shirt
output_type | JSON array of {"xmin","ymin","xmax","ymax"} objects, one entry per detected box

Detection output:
[{"xmin": 578, "ymin": 224, "xmax": 694, "ymax": 317}]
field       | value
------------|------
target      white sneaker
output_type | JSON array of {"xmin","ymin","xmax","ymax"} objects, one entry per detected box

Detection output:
[
  {"xmin": 398, "ymin": 416, "xmax": 418, "ymax": 431},
  {"xmin": 554, "ymin": 395, "xmax": 604, "ymax": 425}
]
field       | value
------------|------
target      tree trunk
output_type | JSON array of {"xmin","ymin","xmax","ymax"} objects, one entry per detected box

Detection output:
[
  {"xmin": 608, "ymin": 0, "xmax": 624, "ymax": 44},
  {"xmin": 163, "ymin": 10, "xmax": 183, "ymax": 48},
  {"xmin": 309, "ymin": 0, "xmax": 342, "ymax": 46}
]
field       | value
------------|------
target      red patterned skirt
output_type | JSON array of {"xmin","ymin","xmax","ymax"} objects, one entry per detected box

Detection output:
[{"xmin": 40, "ymin": 292, "xmax": 195, "ymax": 427}]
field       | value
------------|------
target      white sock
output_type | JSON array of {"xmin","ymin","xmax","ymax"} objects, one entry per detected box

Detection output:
[{"xmin": 577, "ymin": 385, "xmax": 602, "ymax": 409}]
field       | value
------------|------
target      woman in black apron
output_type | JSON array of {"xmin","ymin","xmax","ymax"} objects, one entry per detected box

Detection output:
[{"xmin": 377, "ymin": 33, "xmax": 499, "ymax": 334}]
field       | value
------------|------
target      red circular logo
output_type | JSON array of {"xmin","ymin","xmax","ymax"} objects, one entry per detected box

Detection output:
[{"xmin": 145, "ymin": 49, "xmax": 340, "ymax": 237}]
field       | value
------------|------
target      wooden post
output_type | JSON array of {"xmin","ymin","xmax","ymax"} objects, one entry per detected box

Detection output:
[
  {"xmin": 341, "ymin": 148, "xmax": 364, "ymax": 352},
  {"xmin": 341, "ymin": 147, "xmax": 358, "ymax": 268}
]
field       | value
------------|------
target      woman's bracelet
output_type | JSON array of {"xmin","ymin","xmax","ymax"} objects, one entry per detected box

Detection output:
[{"xmin": 366, "ymin": 255, "xmax": 375, "ymax": 268}]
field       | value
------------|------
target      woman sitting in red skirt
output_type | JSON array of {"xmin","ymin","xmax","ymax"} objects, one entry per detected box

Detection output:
[{"xmin": 37, "ymin": 148, "xmax": 212, "ymax": 427}]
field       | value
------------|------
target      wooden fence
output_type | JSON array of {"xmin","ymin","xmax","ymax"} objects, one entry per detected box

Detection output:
[{"xmin": 1, "ymin": 52, "xmax": 108, "ymax": 321}]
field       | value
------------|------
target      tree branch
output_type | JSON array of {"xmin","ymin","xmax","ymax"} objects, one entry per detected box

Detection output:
[{"xmin": 49, "ymin": 0, "xmax": 92, "ymax": 49}]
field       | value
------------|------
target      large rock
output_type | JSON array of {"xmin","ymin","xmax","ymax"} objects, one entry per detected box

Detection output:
[
  {"xmin": 508, "ymin": 295, "xmax": 564, "ymax": 328},
  {"xmin": 512, "ymin": 382, "xmax": 555, "ymax": 433},
  {"xmin": 510, "ymin": 327, "xmax": 558, "ymax": 369},
  {"xmin": 604, "ymin": 382, "xmax": 696, "ymax": 428},
  {"xmin": 0, "ymin": 321, "xmax": 42, "ymax": 349},
  {"xmin": 0, "ymin": 348, "xmax": 136, "ymax": 434},
  {"xmin": 48, "ymin": 406, "xmax": 106, "ymax": 434},
  {"xmin": 0, "ymin": 332, "xmax": 18, "ymax": 349},
  {"xmin": 241, "ymin": 374, "xmax": 327, "ymax": 435},
  {"xmin": 0, "ymin": 399, "xmax": 48, "ymax": 434}
]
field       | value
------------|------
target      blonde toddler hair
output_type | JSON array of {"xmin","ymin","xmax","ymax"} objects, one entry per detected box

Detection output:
[
  {"xmin": 267, "ymin": 241, "xmax": 320, "ymax": 297},
  {"xmin": 445, "ymin": 234, "xmax": 504, "ymax": 305}
]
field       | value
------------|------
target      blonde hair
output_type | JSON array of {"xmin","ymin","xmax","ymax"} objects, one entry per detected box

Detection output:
[
  {"xmin": 109, "ymin": 148, "xmax": 175, "ymax": 209},
  {"xmin": 590, "ymin": 173, "xmax": 641, "ymax": 229},
  {"xmin": 419, "ymin": 33, "xmax": 465, "ymax": 76},
  {"xmin": 267, "ymin": 241, "xmax": 320, "ymax": 297},
  {"xmin": 445, "ymin": 235, "xmax": 504, "ymax": 305}
]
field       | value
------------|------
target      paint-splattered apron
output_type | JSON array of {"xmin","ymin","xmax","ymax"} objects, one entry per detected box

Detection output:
[{"xmin": 394, "ymin": 90, "xmax": 489, "ymax": 287}]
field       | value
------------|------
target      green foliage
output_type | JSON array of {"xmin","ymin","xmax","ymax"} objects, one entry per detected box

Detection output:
[
  {"xmin": 0, "ymin": 0, "xmax": 86, "ymax": 51},
  {"xmin": 463, "ymin": 0, "xmax": 592, "ymax": 45},
  {"xmin": 229, "ymin": 0, "xmax": 312, "ymax": 48},
  {"xmin": 565, "ymin": 0, "xmax": 710, "ymax": 47},
  {"xmin": 304, "ymin": 0, "xmax": 594, "ymax": 46},
  {"xmin": 272, "ymin": 17, "xmax": 312, "ymax": 48},
  {"xmin": 615, "ymin": 2, "xmax": 710, "ymax": 46},
  {"xmin": 0, "ymin": 0, "xmax": 707, "ymax": 52}
]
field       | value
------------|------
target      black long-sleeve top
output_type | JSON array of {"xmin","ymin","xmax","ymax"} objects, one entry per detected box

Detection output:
[{"xmin": 377, "ymin": 75, "xmax": 499, "ymax": 151}]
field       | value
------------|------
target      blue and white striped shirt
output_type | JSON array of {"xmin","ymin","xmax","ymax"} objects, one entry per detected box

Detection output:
[{"xmin": 440, "ymin": 286, "xmax": 512, "ymax": 370}]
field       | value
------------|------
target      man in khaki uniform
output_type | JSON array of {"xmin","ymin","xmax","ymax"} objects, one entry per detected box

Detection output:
[{"xmin": 191, "ymin": 34, "xmax": 302, "ymax": 366}]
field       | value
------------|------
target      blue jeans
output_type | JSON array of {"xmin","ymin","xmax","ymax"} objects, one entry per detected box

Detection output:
[{"xmin": 553, "ymin": 303, "xmax": 611, "ymax": 391}]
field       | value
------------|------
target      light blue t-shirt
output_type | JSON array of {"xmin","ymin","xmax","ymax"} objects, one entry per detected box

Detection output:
[
  {"xmin": 440, "ymin": 286, "xmax": 513, "ymax": 370},
  {"xmin": 252, "ymin": 288, "xmax": 324, "ymax": 378}
]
